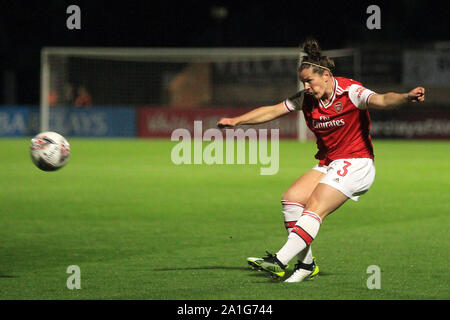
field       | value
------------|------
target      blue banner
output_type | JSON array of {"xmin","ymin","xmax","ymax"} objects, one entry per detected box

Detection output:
[
  {"xmin": 0, "ymin": 106, "xmax": 136, "ymax": 137},
  {"xmin": 48, "ymin": 106, "xmax": 136, "ymax": 137},
  {"xmin": 0, "ymin": 106, "xmax": 37, "ymax": 136}
]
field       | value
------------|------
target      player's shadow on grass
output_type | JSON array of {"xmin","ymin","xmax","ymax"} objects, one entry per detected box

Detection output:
[
  {"xmin": 0, "ymin": 274, "xmax": 19, "ymax": 278},
  {"xmin": 152, "ymin": 266, "xmax": 249, "ymax": 271},
  {"xmin": 153, "ymin": 266, "xmax": 333, "ymax": 278}
]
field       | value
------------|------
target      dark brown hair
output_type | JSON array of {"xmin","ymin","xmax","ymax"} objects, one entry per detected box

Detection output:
[{"xmin": 298, "ymin": 39, "xmax": 335, "ymax": 75}]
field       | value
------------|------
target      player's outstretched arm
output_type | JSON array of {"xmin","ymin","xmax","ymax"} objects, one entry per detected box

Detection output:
[
  {"xmin": 217, "ymin": 102, "xmax": 289, "ymax": 128},
  {"xmin": 368, "ymin": 87, "xmax": 425, "ymax": 109}
]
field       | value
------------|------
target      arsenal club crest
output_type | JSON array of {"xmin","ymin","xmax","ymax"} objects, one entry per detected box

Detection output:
[{"xmin": 333, "ymin": 102, "xmax": 343, "ymax": 113}]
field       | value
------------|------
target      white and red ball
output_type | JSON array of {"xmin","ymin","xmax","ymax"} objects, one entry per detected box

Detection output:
[{"xmin": 30, "ymin": 132, "xmax": 70, "ymax": 171}]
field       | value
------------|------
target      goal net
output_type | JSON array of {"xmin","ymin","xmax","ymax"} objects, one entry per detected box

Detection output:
[{"xmin": 40, "ymin": 47, "xmax": 360, "ymax": 140}]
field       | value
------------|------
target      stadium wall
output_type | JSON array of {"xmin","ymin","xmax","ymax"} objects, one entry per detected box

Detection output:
[
  {"xmin": 0, "ymin": 105, "xmax": 449, "ymax": 139},
  {"xmin": 136, "ymin": 107, "xmax": 298, "ymax": 138}
]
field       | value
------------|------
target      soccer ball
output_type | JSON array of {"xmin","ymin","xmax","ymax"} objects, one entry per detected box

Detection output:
[{"xmin": 30, "ymin": 131, "xmax": 70, "ymax": 171}]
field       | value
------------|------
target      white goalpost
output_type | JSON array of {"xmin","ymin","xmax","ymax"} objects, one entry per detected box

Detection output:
[{"xmin": 40, "ymin": 47, "xmax": 360, "ymax": 140}]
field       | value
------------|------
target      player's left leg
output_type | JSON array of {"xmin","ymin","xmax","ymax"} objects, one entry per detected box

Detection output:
[
  {"xmin": 247, "ymin": 168, "xmax": 325, "ymax": 277},
  {"xmin": 276, "ymin": 183, "xmax": 348, "ymax": 267},
  {"xmin": 249, "ymin": 184, "xmax": 348, "ymax": 279},
  {"xmin": 260, "ymin": 158, "xmax": 376, "ymax": 281},
  {"xmin": 281, "ymin": 183, "xmax": 350, "ymax": 282},
  {"xmin": 281, "ymin": 167, "xmax": 326, "ymax": 264}
]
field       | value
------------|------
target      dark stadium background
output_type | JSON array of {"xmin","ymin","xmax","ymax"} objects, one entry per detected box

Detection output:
[{"xmin": 1, "ymin": 0, "xmax": 449, "ymax": 105}]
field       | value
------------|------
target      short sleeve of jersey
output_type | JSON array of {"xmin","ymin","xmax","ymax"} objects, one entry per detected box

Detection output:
[
  {"xmin": 348, "ymin": 84, "xmax": 376, "ymax": 109},
  {"xmin": 284, "ymin": 90, "xmax": 305, "ymax": 112}
]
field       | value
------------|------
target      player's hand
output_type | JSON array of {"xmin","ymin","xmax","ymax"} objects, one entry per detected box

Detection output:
[
  {"xmin": 407, "ymin": 87, "xmax": 425, "ymax": 103},
  {"xmin": 217, "ymin": 118, "xmax": 236, "ymax": 128}
]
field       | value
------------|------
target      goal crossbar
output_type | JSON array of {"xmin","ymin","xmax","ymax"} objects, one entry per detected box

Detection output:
[
  {"xmin": 40, "ymin": 47, "xmax": 360, "ymax": 141},
  {"xmin": 41, "ymin": 47, "xmax": 357, "ymax": 62}
]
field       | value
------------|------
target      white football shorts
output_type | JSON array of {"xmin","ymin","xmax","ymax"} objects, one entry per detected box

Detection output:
[{"xmin": 312, "ymin": 158, "xmax": 376, "ymax": 201}]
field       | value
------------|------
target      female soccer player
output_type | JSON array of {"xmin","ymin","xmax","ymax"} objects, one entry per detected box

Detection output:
[{"xmin": 217, "ymin": 39, "xmax": 425, "ymax": 283}]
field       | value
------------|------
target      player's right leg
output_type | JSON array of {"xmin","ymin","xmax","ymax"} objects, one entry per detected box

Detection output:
[
  {"xmin": 282, "ymin": 166, "xmax": 327, "ymax": 208},
  {"xmin": 281, "ymin": 167, "xmax": 325, "ymax": 271},
  {"xmin": 265, "ymin": 182, "xmax": 348, "ymax": 281},
  {"xmin": 247, "ymin": 167, "xmax": 325, "ymax": 279},
  {"xmin": 281, "ymin": 166, "xmax": 326, "ymax": 233}
]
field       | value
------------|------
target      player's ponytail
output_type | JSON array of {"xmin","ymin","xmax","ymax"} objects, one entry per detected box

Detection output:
[{"xmin": 298, "ymin": 38, "xmax": 335, "ymax": 75}]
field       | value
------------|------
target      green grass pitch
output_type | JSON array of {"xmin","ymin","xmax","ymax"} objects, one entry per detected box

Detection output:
[{"xmin": 0, "ymin": 138, "xmax": 448, "ymax": 300}]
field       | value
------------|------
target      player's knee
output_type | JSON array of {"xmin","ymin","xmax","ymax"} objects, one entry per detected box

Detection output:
[
  {"xmin": 281, "ymin": 190, "xmax": 294, "ymax": 202},
  {"xmin": 303, "ymin": 206, "xmax": 327, "ymax": 221},
  {"xmin": 304, "ymin": 185, "xmax": 348, "ymax": 220},
  {"xmin": 281, "ymin": 190, "xmax": 307, "ymax": 206}
]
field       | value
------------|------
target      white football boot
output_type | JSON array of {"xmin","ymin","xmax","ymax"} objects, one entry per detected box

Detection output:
[{"xmin": 284, "ymin": 257, "xmax": 319, "ymax": 283}]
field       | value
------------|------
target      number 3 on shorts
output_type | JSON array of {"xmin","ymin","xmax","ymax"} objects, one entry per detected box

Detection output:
[{"xmin": 337, "ymin": 161, "xmax": 352, "ymax": 177}]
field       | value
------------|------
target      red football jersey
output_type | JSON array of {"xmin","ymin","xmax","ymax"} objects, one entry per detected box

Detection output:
[{"xmin": 284, "ymin": 77, "xmax": 376, "ymax": 165}]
